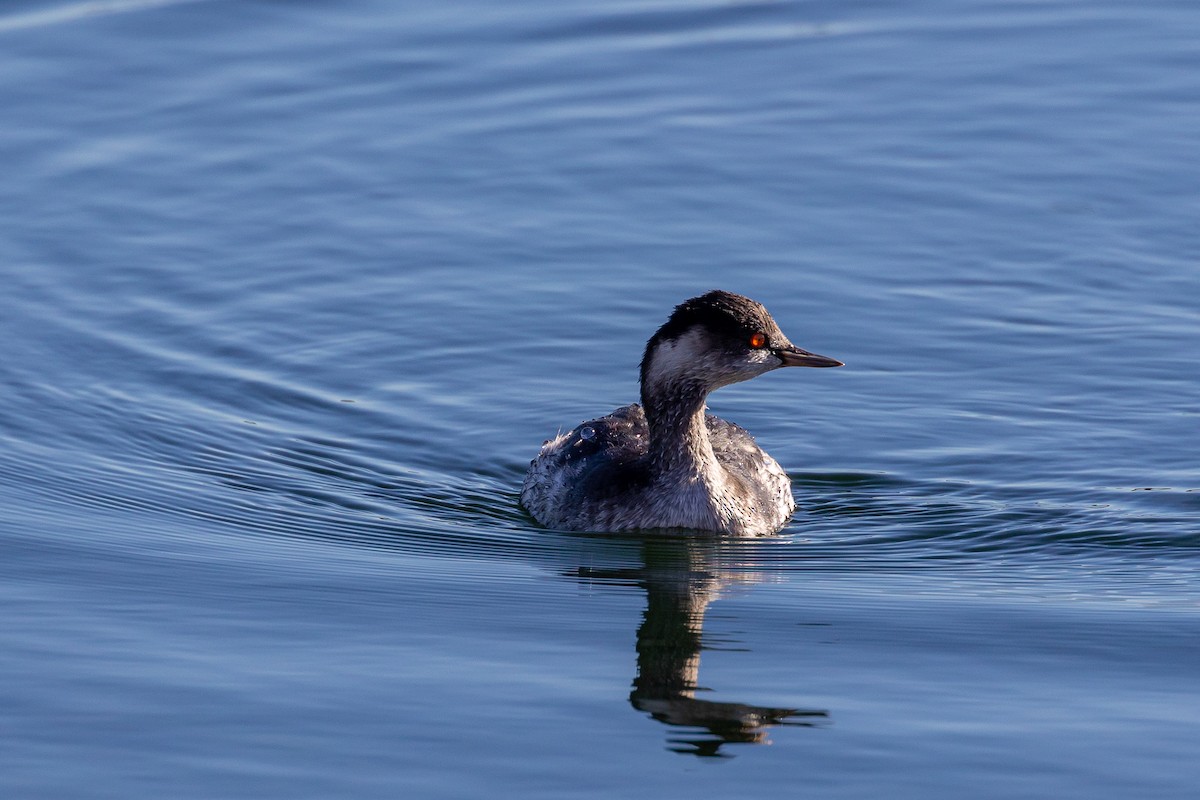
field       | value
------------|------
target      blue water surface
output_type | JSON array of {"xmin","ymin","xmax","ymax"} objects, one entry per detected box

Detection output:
[{"xmin": 1, "ymin": 1, "xmax": 1198, "ymax": 798}]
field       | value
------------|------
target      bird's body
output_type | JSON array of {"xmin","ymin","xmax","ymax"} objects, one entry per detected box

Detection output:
[{"xmin": 520, "ymin": 290, "xmax": 842, "ymax": 536}]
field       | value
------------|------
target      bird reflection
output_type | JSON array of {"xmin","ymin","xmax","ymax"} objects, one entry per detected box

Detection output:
[{"xmin": 576, "ymin": 537, "xmax": 828, "ymax": 758}]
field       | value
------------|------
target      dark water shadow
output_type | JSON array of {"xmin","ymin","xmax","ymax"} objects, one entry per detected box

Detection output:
[{"xmin": 571, "ymin": 537, "xmax": 828, "ymax": 758}]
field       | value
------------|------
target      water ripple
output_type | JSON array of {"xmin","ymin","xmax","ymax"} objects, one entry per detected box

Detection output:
[{"xmin": 0, "ymin": 0, "xmax": 206, "ymax": 34}]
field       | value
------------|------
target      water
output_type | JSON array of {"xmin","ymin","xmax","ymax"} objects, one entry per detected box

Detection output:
[{"xmin": 1, "ymin": 0, "xmax": 1198, "ymax": 796}]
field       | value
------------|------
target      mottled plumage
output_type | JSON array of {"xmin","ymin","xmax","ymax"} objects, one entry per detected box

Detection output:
[{"xmin": 521, "ymin": 291, "xmax": 841, "ymax": 536}]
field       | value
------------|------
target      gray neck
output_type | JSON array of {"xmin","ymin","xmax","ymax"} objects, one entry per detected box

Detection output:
[{"xmin": 642, "ymin": 380, "xmax": 716, "ymax": 476}]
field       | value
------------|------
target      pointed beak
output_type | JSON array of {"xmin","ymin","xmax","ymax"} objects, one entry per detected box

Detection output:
[{"xmin": 775, "ymin": 345, "xmax": 844, "ymax": 368}]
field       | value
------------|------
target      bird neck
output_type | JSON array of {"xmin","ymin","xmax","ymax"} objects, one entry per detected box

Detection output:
[{"xmin": 641, "ymin": 380, "xmax": 716, "ymax": 476}]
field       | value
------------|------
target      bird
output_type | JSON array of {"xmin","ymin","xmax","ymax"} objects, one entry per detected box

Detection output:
[{"xmin": 520, "ymin": 290, "xmax": 842, "ymax": 535}]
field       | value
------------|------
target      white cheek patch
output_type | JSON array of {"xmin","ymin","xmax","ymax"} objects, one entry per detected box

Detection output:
[
  {"xmin": 747, "ymin": 348, "xmax": 774, "ymax": 366},
  {"xmin": 644, "ymin": 328, "xmax": 710, "ymax": 387},
  {"xmin": 720, "ymin": 346, "xmax": 777, "ymax": 385},
  {"xmin": 648, "ymin": 323, "xmax": 710, "ymax": 388},
  {"xmin": 646, "ymin": 327, "xmax": 778, "ymax": 392}
]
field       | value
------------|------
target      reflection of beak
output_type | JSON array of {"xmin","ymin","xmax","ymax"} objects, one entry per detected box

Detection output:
[{"xmin": 775, "ymin": 345, "xmax": 844, "ymax": 368}]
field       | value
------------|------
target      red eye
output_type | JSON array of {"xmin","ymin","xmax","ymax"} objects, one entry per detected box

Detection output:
[{"xmin": 749, "ymin": 332, "xmax": 767, "ymax": 349}]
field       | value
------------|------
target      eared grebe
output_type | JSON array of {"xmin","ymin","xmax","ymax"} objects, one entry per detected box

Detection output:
[{"xmin": 520, "ymin": 290, "xmax": 842, "ymax": 536}]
